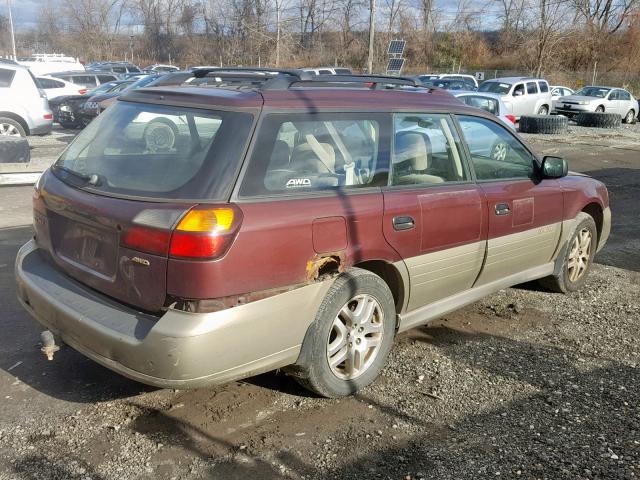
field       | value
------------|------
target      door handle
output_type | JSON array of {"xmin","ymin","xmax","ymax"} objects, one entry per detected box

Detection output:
[
  {"xmin": 393, "ymin": 216, "xmax": 415, "ymax": 231},
  {"xmin": 495, "ymin": 202, "xmax": 511, "ymax": 216}
]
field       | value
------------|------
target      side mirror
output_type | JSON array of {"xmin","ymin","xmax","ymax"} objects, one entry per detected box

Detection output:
[{"xmin": 541, "ymin": 156, "xmax": 568, "ymax": 178}]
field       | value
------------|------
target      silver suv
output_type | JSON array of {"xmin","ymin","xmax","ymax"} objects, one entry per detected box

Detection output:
[
  {"xmin": 478, "ymin": 77, "xmax": 553, "ymax": 118},
  {"xmin": 0, "ymin": 60, "xmax": 52, "ymax": 136}
]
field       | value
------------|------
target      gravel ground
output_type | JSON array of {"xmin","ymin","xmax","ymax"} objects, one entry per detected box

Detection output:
[
  {"xmin": 0, "ymin": 265, "xmax": 638, "ymax": 480},
  {"xmin": 0, "ymin": 122, "xmax": 638, "ymax": 480}
]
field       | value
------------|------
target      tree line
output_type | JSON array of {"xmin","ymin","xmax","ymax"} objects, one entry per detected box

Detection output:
[{"xmin": 4, "ymin": 0, "xmax": 640, "ymax": 86}]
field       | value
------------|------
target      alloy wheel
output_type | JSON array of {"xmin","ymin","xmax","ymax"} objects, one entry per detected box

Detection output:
[
  {"xmin": 626, "ymin": 110, "xmax": 634, "ymax": 123},
  {"xmin": 0, "ymin": 122, "xmax": 21, "ymax": 136},
  {"xmin": 567, "ymin": 227, "xmax": 592, "ymax": 282},
  {"xmin": 326, "ymin": 294, "xmax": 384, "ymax": 380}
]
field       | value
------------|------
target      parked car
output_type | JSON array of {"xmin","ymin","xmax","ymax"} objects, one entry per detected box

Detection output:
[
  {"xmin": 81, "ymin": 75, "xmax": 164, "ymax": 120},
  {"xmin": 478, "ymin": 77, "xmax": 553, "ymax": 118},
  {"xmin": 16, "ymin": 71, "xmax": 611, "ymax": 398},
  {"xmin": 553, "ymin": 86, "xmax": 638, "ymax": 123},
  {"xmin": 49, "ymin": 71, "xmax": 119, "ymax": 89},
  {"xmin": 438, "ymin": 74, "xmax": 479, "ymax": 89},
  {"xmin": 302, "ymin": 67, "xmax": 353, "ymax": 75},
  {"xmin": 18, "ymin": 54, "xmax": 84, "ymax": 76},
  {"xmin": 56, "ymin": 80, "xmax": 133, "ymax": 128},
  {"xmin": 452, "ymin": 91, "xmax": 517, "ymax": 129},
  {"xmin": 551, "ymin": 85, "xmax": 575, "ymax": 99},
  {"xmin": 143, "ymin": 64, "xmax": 180, "ymax": 73},
  {"xmin": 37, "ymin": 76, "xmax": 88, "ymax": 100},
  {"xmin": 93, "ymin": 62, "xmax": 141, "ymax": 77},
  {"xmin": 0, "ymin": 61, "xmax": 52, "ymax": 136},
  {"xmin": 417, "ymin": 78, "xmax": 475, "ymax": 91}
]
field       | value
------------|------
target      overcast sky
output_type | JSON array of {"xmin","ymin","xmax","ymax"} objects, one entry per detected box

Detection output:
[{"xmin": 5, "ymin": 0, "xmax": 501, "ymax": 30}]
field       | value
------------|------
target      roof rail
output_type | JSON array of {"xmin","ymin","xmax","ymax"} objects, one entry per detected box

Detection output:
[
  {"xmin": 189, "ymin": 68, "xmax": 422, "ymax": 90},
  {"xmin": 269, "ymin": 74, "xmax": 421, "ymax": 90}
]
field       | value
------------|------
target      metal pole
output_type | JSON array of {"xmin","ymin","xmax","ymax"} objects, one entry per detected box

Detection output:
[
  {"xmin": 129, "ymin": 35, "xmax": 134, "ymax": 64},
  {"xmin": 7, "ymin": 0, "xmax": 17, "ymax": 61},
  {"xmin": 367, "ymin": 0, "xmax": 376, "ymax": 74}
]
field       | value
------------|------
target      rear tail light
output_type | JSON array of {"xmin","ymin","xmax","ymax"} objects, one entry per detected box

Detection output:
[
  {"xmin": 120, "ymin": 205, "xmax": 242, "ymax": 260},
  {"xmin": 169, "ymin": 206, "xmax": 242, "ymax": 259},
  {"xmin": 43, "ymin": 114, "xmax": 53, "ymax": 120},
  {"xmin": 121, "ymin": 226, "xmax": 171, "ymax": 256},
  {"xmin": 79, "ymin": 89, "xmax": 87, "ymax": 94},
  {"xmin": 505, "ymin": 114, "xmax": 517, "ymax": 125}
]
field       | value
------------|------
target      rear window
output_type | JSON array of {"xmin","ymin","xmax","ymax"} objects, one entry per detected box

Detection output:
[
  {"xmin": 478, "ymin": 82, "xmax": 511, "ymax": 95},
  {"xmin": 53, "ymin": 102, "xmax": 254, "ymax": 200},
  {"xmin": 0, "ymin": 68, "xmax": 16, "ymax": 87},
  {"xmin": 239, "ymin": 113, "xmax": 390, "ymax": 197}
]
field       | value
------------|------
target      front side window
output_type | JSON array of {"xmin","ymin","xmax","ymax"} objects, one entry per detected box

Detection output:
[
  {"xmin": 54, "ymin": 101, "xmax": 253, "ymax": 200},
  {"xmin": 608, "ymin": 90, "xmax": 619, "ymax": 100},
  {"xmin": 0, "ymin": 68, "xmax": 15, "ymax": 88},
  {"xmin": 239, "ymin": 113, "xmax": 388, "ymax": 197},
  {"xmin": 391, "ymin": 114, "xmax": 467, "ymax": 186},
  {"xmin": 527, "ymin": 82, "xmax": 538, "ymax": 94},
  {"xmin": 457, "ymin": 115, "xmax": 536, "ymax": 181}
]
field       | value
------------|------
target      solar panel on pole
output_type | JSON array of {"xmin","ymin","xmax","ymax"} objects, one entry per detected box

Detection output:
[
  {"xmin": 387, "ymin": 40, "xmax": 406, "ymax": 56},
  {"xmin": 386, "ymin": 58, "xmax": 405, "ymax": 74}
]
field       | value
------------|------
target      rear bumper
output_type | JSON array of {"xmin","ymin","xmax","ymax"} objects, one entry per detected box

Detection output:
[
  {"xmin": 29, "ymin": 121, "xmax": 53, "ymax": 136},
  {"xmin": 15, "ymin": 240, "xmax": 332, "ymax": 388}
]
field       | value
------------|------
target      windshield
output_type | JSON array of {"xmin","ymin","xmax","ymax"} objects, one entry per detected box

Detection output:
[
  {"xmin": 123, "ymin": 75, "xmax": 161, "ymax": 91},
  {"xmin": 53, "ymin": 101, "xmax": 254, "ymax": 200},
  {"xmin": 88, "ymin": 82, "xmax": 121, "ymax": 95},
  {"xmin": 574, "ymin": 87, "xmax": 610, "ymax": 98},
  {"xmin": 478, "ymin": 82, "xmax": 511, "ymax": 95}
]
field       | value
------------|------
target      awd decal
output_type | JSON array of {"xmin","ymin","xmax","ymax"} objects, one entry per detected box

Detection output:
[
  {"xmin": 131, "ymin": 256, "xmax": 151, "ymax": 266},
  {"xmin": 286, "ymin": 178, "xmax": 311, "ymax": 187}
]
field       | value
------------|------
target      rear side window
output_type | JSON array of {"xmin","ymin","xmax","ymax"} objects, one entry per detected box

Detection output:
[
  {"xmin": 112, "ymin": 66, "xmax": 126, "ymax": 73},
  {"xmin": 0, "ymin": 68, "xmax": 15, "ymax": 87},
  {"xmin": 53, "ymin": 102, "xmax": 254, "ymax": 200},
  {"xmin": 72, "ymin": 75, "xmax": 97, "ymax": 87},
  {"xmin": 334, "ymin": 68, "xmax": 351, "ymax": 75},
  {"xmin": 619, "ymin": 90, "xmax": 631, "ymax": 101},
  {"xmin": 38, "ymin": 78, "xmax": 64, "ymax": 89},
  {"xmin": 319, "ymin": 69, "xmax": 333, "ymax": 74},
  {"xmin": 391, "ymin": 114, "xmax": 468, "ymax": 186},
  {"xmin": 239, "ymin": 113, "xmax": 390, "ymax": 197},
  {"xmin": 127, "ymin": 66, "xmax": 140, "ymax": 73},
  {"xmin": 538, "ymin": 81, "xmax": 549, "ymax": 93},
  {"xmin": 527, "ymin": 82, "xmax": 538, "ymax": 94}
]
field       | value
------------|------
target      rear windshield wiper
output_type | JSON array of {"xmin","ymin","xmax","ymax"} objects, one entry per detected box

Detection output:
[{"xmin": 54, "ymin": 166, "xmax": 100, "ymax": 185}]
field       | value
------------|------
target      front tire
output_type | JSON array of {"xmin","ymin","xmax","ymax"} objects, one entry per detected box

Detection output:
[
  {"xmin": 595, "ymin": 105, "xmax": 605, "ymax": 113},
  {"xmin": 539, "ymin": 212, "xmax": 597, "ymax": 293},
  {"xmin": 537, "ymin": 105, "xmax": 549, "ymax": 115},
  {"xmin": 293, "ymin": 268, "xmax": 396, "ymax": 397},
  {"xmin": 0, "ymin": 117, "xmax": 26, "ymax": 137},
  {"xmin": 624, "ymin": 109, "xmax": 635, "ymax": 124}
]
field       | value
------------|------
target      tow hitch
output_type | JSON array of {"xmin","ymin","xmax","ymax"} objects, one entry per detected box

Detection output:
[{"xmin": 40, "ymin": 330, "xmax": 60, "ymax": 361}]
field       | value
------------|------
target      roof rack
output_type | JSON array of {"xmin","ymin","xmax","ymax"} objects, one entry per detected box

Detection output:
[{"xmin": 189, "ymin": 67, "xmax": 422, "ymax": 90}]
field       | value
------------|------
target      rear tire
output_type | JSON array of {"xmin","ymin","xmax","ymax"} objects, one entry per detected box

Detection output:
[
  {"xmin": 537, "ymin": 105, "xmax": 549, "ymax": 115},
  {"xmin": 539, "ymin": 212, "xmax": 597, "ymax": 293},
  {"xmin": 292, "ymin": 268, "xmax": 396, "ymax": 397},
  {"xmin": 0, "ymin": 117, "xmax": 26, "ymax": 137}
]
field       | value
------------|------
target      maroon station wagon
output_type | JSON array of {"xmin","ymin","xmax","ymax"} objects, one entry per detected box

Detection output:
[{"xmin": 15, "ymin": 70, "xmax": 611, "ymax": 397}]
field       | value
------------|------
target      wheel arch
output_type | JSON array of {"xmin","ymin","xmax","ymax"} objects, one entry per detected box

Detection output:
[
  {"xmin": 353, "ymin": 259, "xmax": 407, "ymax": 315},
  {"xmin": 0, "ymin": 112, "xmax": 29, "ymax": 135},
  {"xmin": 581, "ymin": 202, "xmax": 604, "ymax": 244}
]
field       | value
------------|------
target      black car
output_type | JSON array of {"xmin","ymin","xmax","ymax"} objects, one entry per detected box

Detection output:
[
  {"xmin": 415, "ymin": 77, "xmax": 477, "ymax": 91},
  {"xmin": 51, "ymin": 80, "xmax": 132, "ymax": 129}
]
